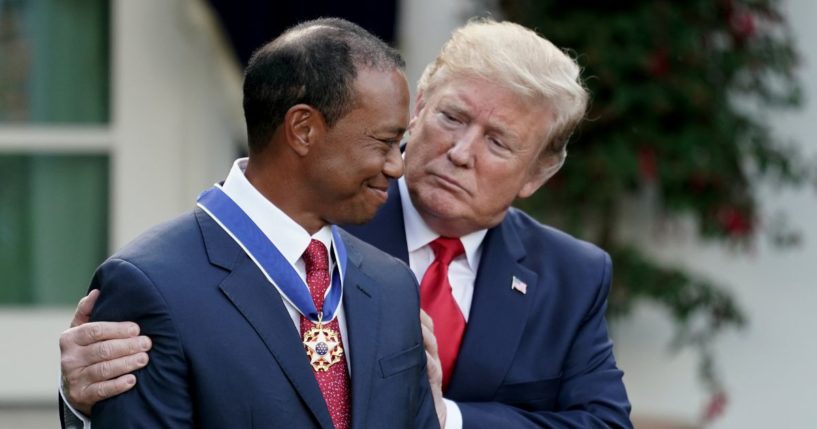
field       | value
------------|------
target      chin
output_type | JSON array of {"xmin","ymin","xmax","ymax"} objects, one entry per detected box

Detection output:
[
  {"xmin": 337, "ymin": 207, "xmax": 380, "ymax": 226},
  {"xmin": 415, "ymin": 192, "xmax": 466, "ymax": 219}
]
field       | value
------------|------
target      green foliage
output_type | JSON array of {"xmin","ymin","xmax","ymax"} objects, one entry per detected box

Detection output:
[{"xmin": 499, "ymin": 0, "xmax": 807, "ymax": 393}]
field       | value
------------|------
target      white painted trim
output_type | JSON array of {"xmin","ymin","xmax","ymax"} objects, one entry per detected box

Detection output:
[
  {"xmin": 0, "ymin": 126, "xmax": 111, "ymax": 153},
  {"xmin": 0, "ymin": 308, "xmax": 74, "ymax": 402}
]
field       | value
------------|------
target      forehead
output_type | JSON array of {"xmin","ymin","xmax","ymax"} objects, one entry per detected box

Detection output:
[
  {"xmin": 341, "ymin": 68, "xmax": 409, "ymax": 130},
  {"xmin": 426, "ymin": 75, "xmax": 552, "ymax": 146}
]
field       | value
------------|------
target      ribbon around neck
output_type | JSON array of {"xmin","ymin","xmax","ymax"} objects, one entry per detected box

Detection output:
[{"xmin": 197, "ymin": 186, "xmax": 346, "ymax": 323}]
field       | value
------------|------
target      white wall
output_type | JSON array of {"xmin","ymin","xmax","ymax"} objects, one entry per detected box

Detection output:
[
  {"xmin": 0, "ymin": 0, "xmax": 243, "ymax": 403},
  {"xmin": 111, "ymin": 0, "xmax": 244, "ymax": 249},
  {"xmin": 615, "ymin": 0, "xmax": 817, "ymax": 427}
]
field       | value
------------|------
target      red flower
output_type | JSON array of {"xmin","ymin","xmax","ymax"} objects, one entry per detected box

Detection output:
[
  {"xmin": 717, "ymin": 205, "xmax": 753, "ymax": 237},
  {"xmin": 702, "ymin": 391, "xmax": 728, "ymax": 423},
  {"xmin": 730, "ymin": 9, "xmax": 756, "ymax": 42},
  {"xmin": 638, "ymin": 147, "xmax": 658, "ymax": 182}
]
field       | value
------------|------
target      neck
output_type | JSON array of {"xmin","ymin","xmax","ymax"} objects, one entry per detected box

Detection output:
[{"xmin": 244, "ymin": 156, "xmax": 326, "ymax": 236}]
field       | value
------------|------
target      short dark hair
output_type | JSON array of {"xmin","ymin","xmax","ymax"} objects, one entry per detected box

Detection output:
[{"xmin": 242, "ymin": 18, "xmax": 405, "ymax": 153}]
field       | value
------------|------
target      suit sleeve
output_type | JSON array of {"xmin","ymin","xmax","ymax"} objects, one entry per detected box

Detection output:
[
  {"xmin": 398, "ymin": 262, "xmax": 441, "ymax": 429},
  {"xmin": 414, "ymin": 344, "xmax": 441, "ymax": 429},
  {"xmin": 456, "ymin": 253, "xmax": 632, "ymax": 429},
  {"xmin": 89, "ymin": 258, "xmax": 194, "ymax": 428}
]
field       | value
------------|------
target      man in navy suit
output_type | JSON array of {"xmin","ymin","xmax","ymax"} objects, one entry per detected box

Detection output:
[
  {"xmin": 59, "ymin": 18, "xmax": 441, "ymax": 429},
  {"xmin": 60, "ymin": 19, "xmax": 631, "ymax": 428}
]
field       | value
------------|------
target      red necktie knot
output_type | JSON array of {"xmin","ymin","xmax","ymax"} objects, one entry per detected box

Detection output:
[
  {"xmin": 429, "ymin": 237, "xmax": 464, "ymax": 266},
  {"xmin": 303, "ymin": 239, "xmax": 329, "ymax": 274},
  {"xmin": 303, "ymin": 239, "xmax": 330, "ymax": 309}
]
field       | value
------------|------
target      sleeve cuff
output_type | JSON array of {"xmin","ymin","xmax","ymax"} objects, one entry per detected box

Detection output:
[
  {"xmin": 442, "ymin": 398, "xmax": 462, "ymax": 429},
  {"xmin": 59, "ymin": 373, "xmax": 92, "ymax": 429}
]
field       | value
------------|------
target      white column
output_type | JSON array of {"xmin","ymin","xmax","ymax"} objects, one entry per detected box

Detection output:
[
  {"xmin": 397, "ymin": 0, "xmax": 473, "ymax": 98},
  {"xmin": 111, "ymin": 0, "xmax": 243, "ymax": 249}
]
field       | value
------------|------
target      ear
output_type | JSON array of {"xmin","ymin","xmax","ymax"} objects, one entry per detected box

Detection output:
[
  {"xmin": 408, "ymin": 90, "xmax": 426, "ymax": 133},
  {"xmin": 283, "ymin": 104, "xmax": 324, "ymax": 156},
  {"xmin": 517, "ymin": 154, "xmax": 565, "ymax": 199}
]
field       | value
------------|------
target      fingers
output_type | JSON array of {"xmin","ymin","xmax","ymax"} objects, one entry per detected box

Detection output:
[
  {"xmin": 70, "ymin": 290, "xmax": 100, "ymax": 328},
  {"xmin": 80, "ymin": 336, "xmax": 152, "ymax": 366},
  {"xmin": 62, "ymin": 321, "xmax": 141, "ymax": 348},
  {"xmin": 61, "ymin": 333, "xmax": 150, "ymax": 388},
  {"xmin": 421, "ymin": 313, "xmax": 443, "ymax": 387},
  {"xmin": 419, "ymin": 311, "xmax": 446, "ymax": 427},
  {"xmin": 419, "ymin": 311, "xmax": 438, "ymax": 358},
  {"xmin": 60, "ymin": 295, "xmax": 151, "ymax": 414},
  {"xmin": 80, "ymin": 352, "xmax": 150, "ymax": 385},
  {"xmin": 424, "ymin": 349, "xmax": 446, "ymax": 428},
  {"xmin": 62, "ymin": 347, "xmax": 150, "ymax": 415},
  {"xmin": 425, "ymin": 350, "xmax": 443, "ymax": 385},
  {"xmin": 65, "ymin": 374, "xmax": 138, "ymax": 416},
  {"xmin": 60, "ymin": 336, "xmax": 152, "ymax": 372}
]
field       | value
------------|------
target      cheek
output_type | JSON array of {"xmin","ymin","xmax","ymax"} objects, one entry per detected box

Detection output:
[{"xmin": 411, "ymin": 124, "xmax": 448, "ymax": 157}]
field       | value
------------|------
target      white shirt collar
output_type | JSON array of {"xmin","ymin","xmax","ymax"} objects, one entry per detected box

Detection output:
[
  {"xmin": 220, "ymin": 158, "xmax": 333, "ymax": 262},
  {"xmin": 398, "ymin": 176, "xmax": 487, "ymax": 272}
]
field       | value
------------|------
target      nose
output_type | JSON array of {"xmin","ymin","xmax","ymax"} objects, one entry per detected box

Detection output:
[
  {"xmin": 447, "ymin": 127, "xmax": 478, "ymax": 168},
  {"xmin": 383, "ymin": 143, "xmax": 404, "ymax": 179}
]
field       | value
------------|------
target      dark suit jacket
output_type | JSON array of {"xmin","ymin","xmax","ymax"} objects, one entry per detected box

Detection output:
[
  {"xmin": 343, "ymin": 183, "xmax": 633, "ymax": 428},
  {"xmin": 87, "ymin": 208, "xmax": 439, "ymax": 428}
]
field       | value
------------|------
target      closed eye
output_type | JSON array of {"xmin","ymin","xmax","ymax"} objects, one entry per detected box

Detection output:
[
  {"xmin": 441, "ymin": 111, "xmax": 461, "ymax": 124},
  {"xmin": 489, "ymin": 137, "xmax": 508, "ymax": 150}
]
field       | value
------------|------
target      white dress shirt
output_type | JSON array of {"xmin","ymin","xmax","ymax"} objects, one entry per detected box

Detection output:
[
  {"xmin": 220, "ymin": 158, "xmax": 351, "ymax": 367},
  {"xmin": 398, "ymin": 177, "xmax": 487, "ymax": 429}
]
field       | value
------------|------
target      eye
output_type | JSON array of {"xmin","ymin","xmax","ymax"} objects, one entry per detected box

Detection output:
[
  {"xmin": 488, "ymin": 137, "xmax": 508, "ymax": 151},
  {"xmin": 373, "ymin": 136, "xmax": 401, "ymax": 151},
  {"xmin": 440, "ymin": 110, "xmax": 462, "ymax": 125}
]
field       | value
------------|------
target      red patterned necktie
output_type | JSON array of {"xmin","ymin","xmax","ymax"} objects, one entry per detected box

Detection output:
[
  {"xmin": 299, "ymin": 239, "xmax": 351, "ymax": 429},
  {"xmin": 420, "ymin": 237, "xmax": 466, "ymax": 391}
]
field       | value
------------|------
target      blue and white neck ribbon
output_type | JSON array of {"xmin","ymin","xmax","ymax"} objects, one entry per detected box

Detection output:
[{"xmin": 196, "ymin": 186, "xmax": 346, "ymax": 323}]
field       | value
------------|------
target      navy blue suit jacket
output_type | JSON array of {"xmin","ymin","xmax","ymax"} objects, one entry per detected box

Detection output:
[
  {"xmin": 343, "ymin": 183, "xmax": 632, "ymax": 428},
  {"xmin": 88, "ymin": 208, "xmax": 439, "ymax": 428}
]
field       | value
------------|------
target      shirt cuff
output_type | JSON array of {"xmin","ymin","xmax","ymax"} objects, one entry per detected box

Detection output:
[
  {"xmin": 443, "ymin": 398, "xmax": 462, "ymax": 429},
  {"xmin": 59, "ymin": 373, "xmax": 92, "ymax": 429}
]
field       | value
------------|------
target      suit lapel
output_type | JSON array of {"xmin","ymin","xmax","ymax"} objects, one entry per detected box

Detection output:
[
  {"xmin": 445, "ymin": 216, "xmax": 538, "ymax": 401},
  {"xmin": 196, "ymin": 209, "xmax": 335, "ymax": 429},
  {"xmin": 338, "ymin": 233, "xmax": 382, "ymax": 429},
  {"xmin": 342, "ymin": 181, "xmax": 409, "ymax": 264}
]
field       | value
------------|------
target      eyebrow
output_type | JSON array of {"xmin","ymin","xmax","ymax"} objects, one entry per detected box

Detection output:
[
  {"xmin": 486, "ymin": 121, "xmax": 521, "ymax": 144},
  {"xmin": 442, "ymin": 99, "xmax": 521, "ymax": 144},
  {"xmin": 371, "ymin": 126, "xmax": 407, "ymax": 137}
]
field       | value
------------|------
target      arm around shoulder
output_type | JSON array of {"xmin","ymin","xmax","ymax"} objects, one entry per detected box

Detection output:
[{"xmin": 89, "ymin": 258, "xmax": 194, "ymax": 428}]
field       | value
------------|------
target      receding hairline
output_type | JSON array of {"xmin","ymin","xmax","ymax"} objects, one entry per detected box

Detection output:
[{"xmin": 277, "ymin": 24, "xmax": 340, "ymax": 45}]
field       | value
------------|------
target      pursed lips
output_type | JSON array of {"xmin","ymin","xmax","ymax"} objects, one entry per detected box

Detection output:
[{"xmin": 431, "ymin": 172, "xmax": 470, "ymax": 195}]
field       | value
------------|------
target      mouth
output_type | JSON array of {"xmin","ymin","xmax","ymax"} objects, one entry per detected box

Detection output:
[
  {"xmin": 366, "ymin": 185, "xmax": 389, "ymax": 204},
  {"xmin": 431, "ymin": 173, "xmax": 470, "ymax": 195}
]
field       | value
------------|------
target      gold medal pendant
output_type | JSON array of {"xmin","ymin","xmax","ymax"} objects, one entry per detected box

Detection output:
[{"xmin": 303, "ymin": 317, "xmax": 344, "ymax": 372}]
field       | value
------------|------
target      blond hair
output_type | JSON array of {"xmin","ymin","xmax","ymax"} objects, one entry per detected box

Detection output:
[{"xmin": 418, "ymin": 18, "xmax": 587, "ymax": 171}]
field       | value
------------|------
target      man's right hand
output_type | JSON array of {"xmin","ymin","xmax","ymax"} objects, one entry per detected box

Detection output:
[{"xmin": 59, "ymin": 289, "xmax": 153, "ymax": 415}]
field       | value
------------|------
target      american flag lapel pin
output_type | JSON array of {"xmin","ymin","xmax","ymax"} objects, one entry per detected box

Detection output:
[{"xmin": 511, "ymin": 276, "xmax": 527, "ymax": 295}]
